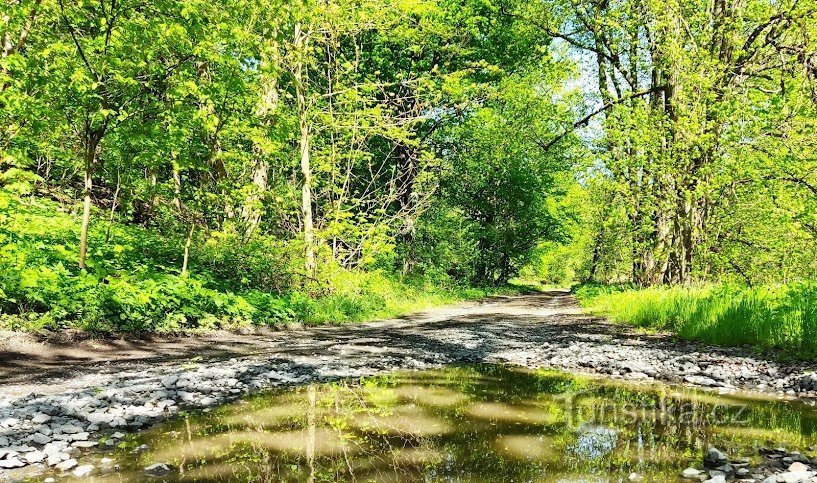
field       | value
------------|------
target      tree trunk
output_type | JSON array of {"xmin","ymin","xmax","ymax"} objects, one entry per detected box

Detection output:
[
  {"xmin": 181, "ymin": 223, "xmax": 194, "ymax": 276},
  {"xmin": 171, "ymin": 160, "xmax": 182, "ymax": 212},
  {"xmin": 294, "ymin": 23, "xmax": 316, "ymax": 274},
  {"xmin": 241, "ymin": 151, "xmax": 268, "ymax": 239},
  {"xmin": 78, "ymin": 139, "xmax": 99, "ymax": 269}
]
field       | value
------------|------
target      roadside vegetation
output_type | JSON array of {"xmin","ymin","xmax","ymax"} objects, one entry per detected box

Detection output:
[
  {"xmin": 575, "ymin": 284, "xmax": 817, "ymax": 358},
  {"xmin": 1, "ymin": 0, "xmax": 815, "ymax": 342},
  {"xmin": 0, "ymin": 191, "xmax": 523, "ymax": 333}
]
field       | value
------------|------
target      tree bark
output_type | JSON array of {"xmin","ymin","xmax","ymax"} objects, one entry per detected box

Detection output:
[
  {"xmin": 294, "ymin": 23, "xmax": 316, "ymax": 274},
  {"xmin": 171, "ymin": 159, "xmax": 182, "ymax": 212},
  {"xmin": 181, "ymin": 223, "xmax": 194, "ymax": 276},
  {"xmin": 78, "ymin": 138, "xmax": 99, "ymax": 269},
  {"xmin": 241, "ymin": 151, "xmax": 268, "ymax": 239}
]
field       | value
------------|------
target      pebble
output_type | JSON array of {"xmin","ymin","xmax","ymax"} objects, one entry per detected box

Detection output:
[
  {"xmin": 72, "ymin": 464, "xmax": 94, "ymax": 477},
  {"xmin": 55, "ymin": 459, "xmax": 78, "ymax": 472},
  {"xmin": 23, "ymin": 450, "xmax": 45, "ymax": 463},
  {"xmin": 703, "ymin": 475, "xmax": 726, "ymax": 483},
  {"xmin": 31, "ymin": 414, "xmax": 51, "ymax": 424},
  {"xmin": 704, "ymin": 447, "xmax": 729, "ymax": 469},
  {"xmin": 0, "ymin": 457, "xmax": 25, "ymax": 469},
  {"xmin": 144, "ymin": 463, "xmax": 172, "ymax": 477},
  {"xmin": 788, "ymin": 462, "xmax": 809, "ymax": 472}
]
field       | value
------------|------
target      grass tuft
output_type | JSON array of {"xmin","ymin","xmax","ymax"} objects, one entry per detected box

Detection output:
[{"xmin": 574, "ymin": 282, "xmax": 817, "ymax": 359}]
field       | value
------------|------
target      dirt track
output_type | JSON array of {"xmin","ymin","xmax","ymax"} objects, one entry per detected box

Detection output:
[{"xmin": 1, "ymin": 290, "xmax": 814, "ymax": 400}]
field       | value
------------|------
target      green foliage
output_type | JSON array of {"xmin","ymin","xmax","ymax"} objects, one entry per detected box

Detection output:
[
  {"xmin": 0, "ymin": 190, "xmax": 514, "ymax": 332},
  {"xmin": 410, "ymin": 71, "xmax": 577, "ymax": 286},
  {"xmin": 576, "ymin": 283, "xmax": 817, "ymax": 358}
]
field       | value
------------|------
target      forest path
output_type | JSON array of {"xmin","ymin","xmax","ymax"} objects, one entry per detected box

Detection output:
[{"xmin": 1, "ymin": 290, "xmax": 813, "ymax": 400}]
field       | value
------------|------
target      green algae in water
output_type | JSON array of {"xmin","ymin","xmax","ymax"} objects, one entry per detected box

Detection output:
[{"xmin": 78, "ymin": 365, "xmax": 817, "ymax": 482}]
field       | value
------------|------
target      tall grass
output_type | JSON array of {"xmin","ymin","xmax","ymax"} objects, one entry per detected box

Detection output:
[{"xmin": 574, "ymin": 283, "xmax": 817, "ymax": 358}]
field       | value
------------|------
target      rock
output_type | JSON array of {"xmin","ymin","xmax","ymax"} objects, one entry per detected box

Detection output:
[
  {"xmin": 789, "ymin": 462, "xmax": 810, "ymax": 472},
  {"xmin": 30, "ymin": 432, "xmax": 51, "ymax": 445},
  {"xmin": 628, "ymin": 472, "xmax": 643, "ymax": 481},
  {"xmin": 0, "ymin": 457, "xmax": 25, "ymax": 469},
  {"xmin": 736, "ymin": 468, "xmax": 751, "ymax": 477},
  {"xmin": 86, "ymin": 412, "xmax": 114, "ymax": 425},
  {"xmin": 31, "ymin": 414, "xmax": 51, "ymax": 424},
  {"xmin": 715, "ymin": 463, "xmax": 735, "ymax": 476},
  {"xmin": 704, "ymin": 447, "xmax": 729, "ymax": 469},
  {"xmin": 24, "ymin": 450, "xmax": 45, "ymax": 463},
  {"xmin": 55, "ymin": 459, "xmax": 78, "ymax": 472},
  {"xmin": 110, "ymin": 432, "xmax": 125, "ymax": 440},
  {"xmin": 762, "ymin": 471, "xmax": 817, "ymax": 483},
  {"xmin": 682, "ymin": 468, "xmax": 702, "ymax": 478},
  {"xmin": 43, "ymin": 441, "xmax": 69, "ymax": 453},
  {"xmin": 46, "ymin": 452, "xmax": 63, "ymax": 466},
  {"xmin": 56, "ymin": 424, "xmax": 83, "ymax": 434},
  {"xmin": 71, "ymin": 441, "xmax": 98, "ymax": 448},
  {"xmin": 72, "ymin": 464, "xmax": 95, "ymax": 477},
  {"xmin": 0, "ymin": 418, "xmax": 19, "ymax": 428},
  {"xmin": 702, "ymin": 476, "xmax": 726, "ymax": 483},
  {"xmin": 161, "ymin": 375, "xmax": 179, "ymax": 388},
  {"xmin": 44, "ymin": 478, "xmax": 55, "ymax": 483},
  {"xmin": 144, "ymin": 463, "xmax": 172, "ymax": 477},
  {"xmin": 687, "ymin": 375, "xmax": 720, "ymax": 386}
]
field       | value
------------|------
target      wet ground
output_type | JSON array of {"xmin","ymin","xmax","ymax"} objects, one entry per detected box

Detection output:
[{"xmin": 46, "ymin": 365, "xmax": 817, "ymax": 482}]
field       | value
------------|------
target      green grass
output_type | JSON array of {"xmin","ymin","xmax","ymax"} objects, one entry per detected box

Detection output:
[
  {"xmin": 574, "ymin": 282, "xmax": 817, "ymax": 359},
  {"xmin": 0, "ymin": 191, "xmax": 523, "ymax": 333}
]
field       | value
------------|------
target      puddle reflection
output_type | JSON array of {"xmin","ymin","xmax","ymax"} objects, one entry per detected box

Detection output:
[{"xmin": 70, "ymin": 365, "xmax": 817, "ymax": 482}]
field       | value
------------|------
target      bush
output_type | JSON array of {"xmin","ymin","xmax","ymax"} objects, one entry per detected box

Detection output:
[{"xmin": 0, "ymin": 191, "xmax": 515, "ymax": 333}]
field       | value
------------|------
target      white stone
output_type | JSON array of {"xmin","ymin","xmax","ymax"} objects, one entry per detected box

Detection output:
[
  {"xmin": 71, "ymin": 441, "xmax": 98, "ymax": 449},
  {"xmin": 31, "ymin": 413, "xmax": 51, "ymax": 424},
  {"xmin": 55, "ymin": 458, "xmax": 78, "ymax": 471},
  {"xmin": 46, "ymin": 452, "xmax": 62, "ymax": 466},
  {"xmin": 24, "ymin": 450, "xmax": 46, "ymax": 463},
  {"xmin": 30, "ymin": 432, "xmax": 51, "ymax": 445},
  {"xmin": 86, "ymin": 412, "xmax": 114, "ymax": 424},
  {"xmin": 763, "ymin": 471, "xmax": 817, "ymax": 483},
  {"xmin": 789, "ymin": 462, "xmax": 810, "ymax": 472},
  {"xmin": 72, "ymin": 464, "xmax": 95, "ymax": 477},
  {"xmin": 0, "ymin": 418, "xmax": 19, "ymax": 428},
  {"xmin": 0, "ymin": 457, "xmax": 25, "ymax": 468}
]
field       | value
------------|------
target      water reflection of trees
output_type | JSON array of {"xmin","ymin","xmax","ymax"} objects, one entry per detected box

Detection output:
[{"xmin": 117, "ymin": 365, "xmax": 817, "ymax": 482}]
